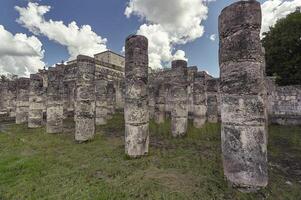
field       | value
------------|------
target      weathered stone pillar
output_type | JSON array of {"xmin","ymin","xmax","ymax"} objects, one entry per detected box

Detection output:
[
  {"xmin": 188, "ymin": 66, "xmax": 198, "ymax": 116},
  {"xmin": 193, "ymin": 72, "xmax": 207, "ymax": 128},
  {"xmin": 206, "ymin": 78, "xmax": 219, "ymax": 123},
  {"xmin": 95, "ymin": 79, "xmax": 108, "ymax": 125},
  {"xmin": 28, "ymin": 74, "xmax": 44, "ymax": 128},
  {"xmin": 154, "ymin": 84, "xmax": 166, "ymax": 124},
  {"xmin": 75, "ymin": 55, "xmax": 96, "ymax": 142},
  {"xmin": 8, "ymin": 81, "xmax": 17, "ymax": 117},
  {"xmin": 106, "ymin": 81, "xmax": 116, "ymax": 119},
  {"xmin": 219, "ymin": 0, "xmax": 268, "ymax": 191},
  {"xmin": 170, "ymin": 60, "xmax": 188, "ymax": 137},
  {"xmin": 0, "ymin": 80, "xmax": 17, "ymax": 118},
  {"xmin": 148, "ymin": 85, "xmax": 156, "ymax": 119},
  {"xmin": 115, "ymin": 80, "xmax": 124, "ymax": 109},
  {"xmin": 46, "ymin": 68, "xmax": 63, "ymax": 133},
  {"xmin": 39, "ymin": 70, "xmax": 48, "ymax": 116},
  {"xmin": 16, "ymin": 78, "xmax": 30, "ymax": 124},
  {"xmin": 124, "ymin": 35, "xmax": 149, "ymax": 158}
]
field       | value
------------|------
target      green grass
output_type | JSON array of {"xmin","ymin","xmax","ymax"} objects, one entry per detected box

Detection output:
[{"xmin": 0, "ymin": 113, "xmax": 300, "ymax": 200}]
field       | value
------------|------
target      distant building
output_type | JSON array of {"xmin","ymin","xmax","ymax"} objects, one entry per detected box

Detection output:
[{"xmin": 94, "ymin": 50, "xmax": 125, "ymax": 68}]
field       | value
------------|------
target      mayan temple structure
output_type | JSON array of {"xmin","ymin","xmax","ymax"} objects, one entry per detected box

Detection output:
[
  {"xmin": 124, "ymin": 35, "xmax": 149, "ymax": 158},
  {"xmin": 75, "ymin": 55, "xmax": 96, "ymax": 142},
  {"xmin": 193, "ymin": 72, "xmax": 207, "ymax": 128},
  {"xmin": 28, "ymin": 74, "xmax": 44, "ymax": 128},
  {"xmin": 170, "ymin": 60, "xmax": 188, "ymax": 137},
  {"xmin": 46, "ymin": 67, "xmax": 64, "ymax": 133},
  {"xmin": 16, "ymin": 78, "xmax": 30, "ymax": 124},
  {"xmin": 219, "ymin": 0, "xmax": 268, "ymax": 191}
]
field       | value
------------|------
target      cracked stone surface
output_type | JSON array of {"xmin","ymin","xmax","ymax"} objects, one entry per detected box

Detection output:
[
  {"xmin": 193, "ymin": 72, "xmax": 207, "ymax": 128},
  {"xmin": 16, "ymin": 78, "xmax": 30, "ymax": 124},
  {"xmin": 28, "ymin": 74, "xmax": 44, "ymax": 128},
  {"xmin": 75, "ymin": 55, "xmax": 96, "ymax": 142},
  {"xmin": 170, "ymin": 60, "xmax": 188, "ymax": 137},
  {"xmin": 219, "ymin": 0, "xmax": 268, "ymax": 191},
  {"xmin": 46, "ymin": 68, "xmax": 63, "ymax": 133},
  {"xmin": 124, "ymin": 35, "xmax": 149, "ymax": 158}
]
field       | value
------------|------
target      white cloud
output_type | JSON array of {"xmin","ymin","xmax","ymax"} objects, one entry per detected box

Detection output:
[
  {"xmin": 173, "ymin": 50, "xmax": 188, "ymax": 61},
  {"xmin": 0, "ymin": 25, "xmax": 45, "ymax": 77},
  {"xmin": 15, "ymin": 2, "xmax": 107, "ymax": 60},
  {"xmin": 125, "ymin": 0, "xmax": 210, "ymax": 69},
  {"xmin": 209, "ymin": 34, "xmax": 216, "ymax": 41},
  {"xmin": 261, "ymin": 0, "xmax": 301, "ymax": 36}
]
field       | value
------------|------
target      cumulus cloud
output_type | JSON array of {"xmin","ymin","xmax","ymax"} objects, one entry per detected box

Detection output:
[
  {"xmin": 261, "ymin": 0, "xmax": 301, "ymax": 36},
  {"xmin": 15, "ymin": 2, "xmax": 107, "ymax": 60},
  {"xmin": 173, "ymin": 50, "xmax": 188, "ymax": 61},
  {"xmin": 125, "ymin": 0, "xmax": 210, "ymax": 69},
  {"xmin": 0, "ymin": 25, "xmax": 45, "ymax": 77}
]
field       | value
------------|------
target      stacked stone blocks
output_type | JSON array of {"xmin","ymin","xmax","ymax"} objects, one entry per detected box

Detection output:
[
  {"xmin": 124, "ymin": 35, "xmax": 149, "ymax": 158},
  {"xmin": 170, "ymin": 60, "xmax": 188, "ymax": 137},
  {"xmin": 75, "ymin": 55, "xmax": 96, "ymax": 142},
  {"xmin": 28, "ymin": 74, "xmax": 44, "ymax": 128},
  {"xmin": 219, "ymin": 0, "xmax": 268, "ymax": 191}
]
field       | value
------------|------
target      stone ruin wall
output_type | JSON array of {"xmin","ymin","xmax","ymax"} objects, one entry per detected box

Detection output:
[
  {"xmin": 0, "ymin": 54, "xmax": 300, "ymax": 127},
  {"xmin": 148, "ymin": 67, "xmax": 222, "ymax": 124},
  {"xmin": 266, "ymin": 77, "xmax": 301, "ymax": 125},
  {"xmin": 0, "ymin": 53, "xmax": 125, "ymax": 122},
  {"xmin": 0, "ymin": 80, "xmax": 17, "ymax": 119}
]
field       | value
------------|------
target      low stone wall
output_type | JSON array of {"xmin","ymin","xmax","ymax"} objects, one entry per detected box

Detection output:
[{"xmin": 267, "ymin": 77, "xmax": 301, "ymax": 125}]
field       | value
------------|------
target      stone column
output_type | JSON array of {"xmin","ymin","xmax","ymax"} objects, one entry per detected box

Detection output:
[
  {"xmin": 115, "ymin": 80, "xmax": 124, "ymax": 109},
  {"xmin": 154, "ymin": 84, "xmax": 165, "ymax": 124},
  {"xmin": 16, "ymin": 78, "xmax": 30, "ymax": 124},
  {"xmin": 219, "ymin": 0, "xmax": 268, "ymax": 191},
  {"xmin": 148, "ymin": 85, "xmax": 156, "ymax": 119},
  {"xmin": 46, "ymin": 68, "xmax": 63, "ymax": 133},
  {"xmin": 8, "ymin": 81, "xmax": 17, "ymax": 117},
  {"xmin": 206, "ymin": 78, "xmax": 219, "ymax": 123},
  {"xmin": 188, "ymin": 67, "xmax": 198, "ymax": 116},
  {"xmin": 193, "ymin": 72, "xmax": 207, "ymax": 128},
  {"xmin": 28, "ymin": 74, "xmax": 44, "ymax": 128},
  {"xmin": 75, "ymin": 55, "xmax": 96, "ymax": 142},
  {"xmin": 170, "ymin": 60, "xmax": 188, "ymax": 137},
  {"xmin": 106, "ymin": 81, "xmax": 116, "ymax": 119},
  {"xmin": 95, "ymin": 79, "xmax": 108, "ymax": 125},
  {"xmin": 124, "ymin": 35, "xmax": 149, "ymax": 158},
  {"xmin": 0, "ymin": 80, "xmax": 17, "ymax": 118}
]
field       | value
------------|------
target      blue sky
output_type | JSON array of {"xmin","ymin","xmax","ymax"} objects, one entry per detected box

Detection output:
[{"xmin": 0, "ymin": 0, "xmax": 299, "ymax": 77}]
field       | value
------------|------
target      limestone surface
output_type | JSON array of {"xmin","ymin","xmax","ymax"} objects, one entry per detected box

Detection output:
[
  {"xmin": 46, "ymin": 68, "xmax": 64, "ymax": 133},
  {"xmin": 28, "ymin": 74, "xmax": 44, "ymax": 128},
  {"xmin": 75, "ymin": 55, "xmax": 96, "ymax": 142},
  {"xmin": 107, "ymin": 81, "xmax": 116, "ymax": 120},
  {"xmin": 219, "ymin": 0, "xmax": 268, "ymax": 191},
  {"xmin": 16, "ymin": 78, "xmax": 30, "ymax": 124},
  {"xmin": 193, "ymin": 72, "xmax": 207, "ymax": 128},
  {"xmin": 95, "ymin": 79, "xmax": 108, "ymax": 125},
  {"xmin": 170, "ymin": 60, "xmax": 188, "ymax": 137},
  {"xmin": 124, "ymin": 35, "xmax": 149, "ymax": 158}
]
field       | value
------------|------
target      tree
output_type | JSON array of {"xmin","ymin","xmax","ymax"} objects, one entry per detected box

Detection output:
[{"xmin": 262, "ymin": 11, "xmax": 301, "ymax": 86}]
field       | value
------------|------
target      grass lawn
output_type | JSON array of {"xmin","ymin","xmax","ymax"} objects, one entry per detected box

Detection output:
[{"xmin": 0, "ymin": 113, "xmax": 301, "ymax": 200}]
